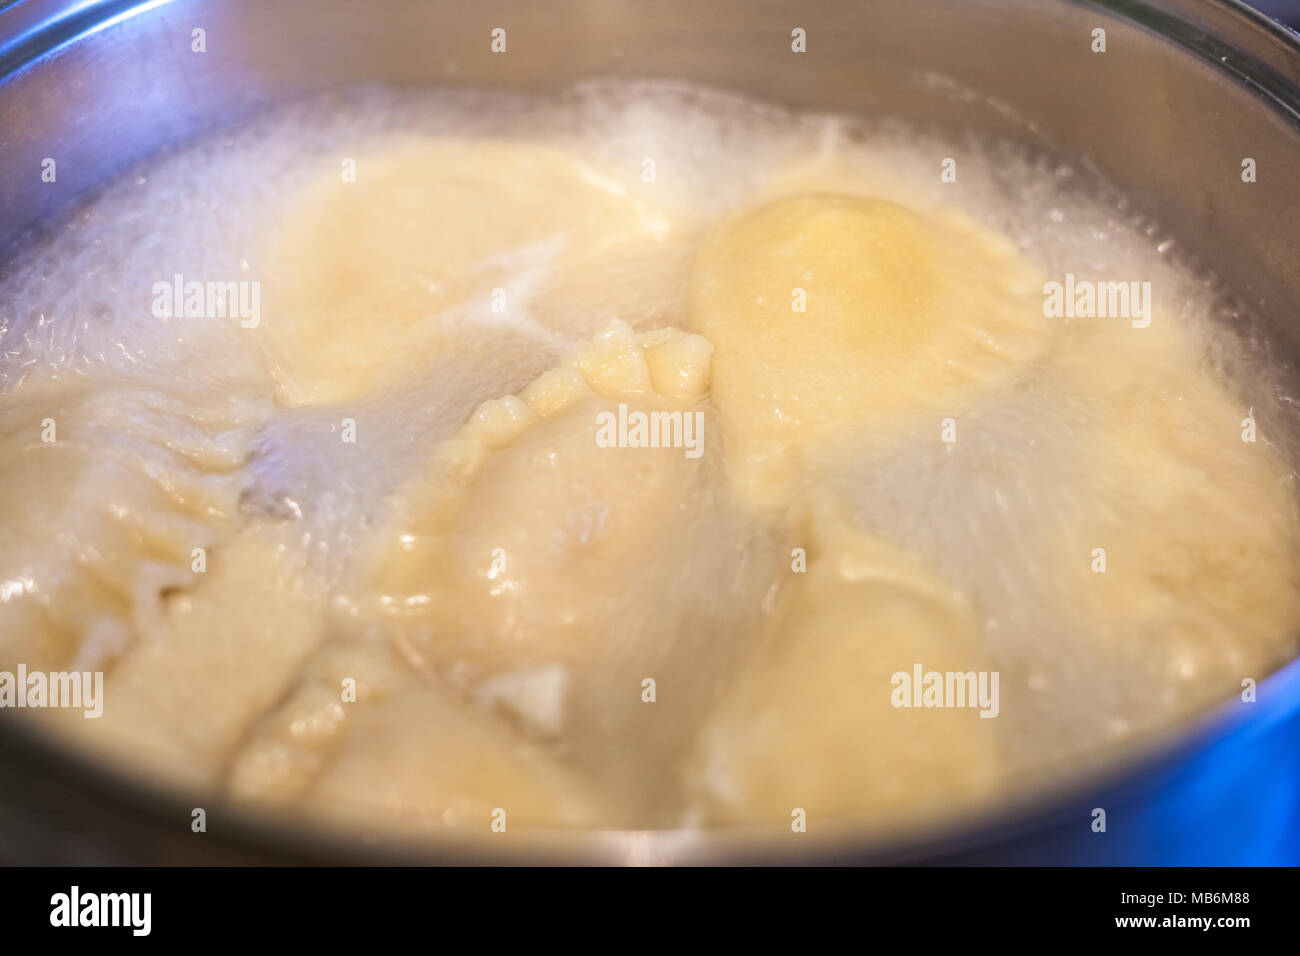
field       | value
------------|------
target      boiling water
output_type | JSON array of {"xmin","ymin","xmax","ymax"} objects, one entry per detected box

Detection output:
[{"xmin": 0, "ymin": 81, "xmax": 1296, "ymax": 835}]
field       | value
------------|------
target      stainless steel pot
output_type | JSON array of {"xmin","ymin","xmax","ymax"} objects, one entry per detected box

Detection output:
[{"xmin": 0, "ymin": 0, "xmax": 1297, "ymax": 864}]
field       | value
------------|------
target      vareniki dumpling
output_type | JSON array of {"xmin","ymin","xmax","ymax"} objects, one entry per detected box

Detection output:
[
  {"xmin": 355, "ymin": 319, "xmax": 780, "ymax": 820},
  {"xmin": 689, "ymin": 194, "xmax": 1047, "ymax": 506},
  {"xmin": 254, "ymin": 140, "xmax": 680, "ymax": 405},
  {"xmin": 685, "ymin": 492, "xmax": 1003, "ymax": 828}
]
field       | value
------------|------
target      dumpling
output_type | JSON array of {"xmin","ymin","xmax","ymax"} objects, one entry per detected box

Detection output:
[
  {"xmin": 1046, "ymin": 315, "xmax": 1300, "ymax": 704},
  {"xmin": 689, "ymin": 193, "xmax": 1047, "ymax": 506},
  {"xmin": 685, "ymin": 492, "xmax": 1003, "ymax": 829},
  {"xmin": 0, "ymin": 377, "xmax": 266, "ymax": 673},
  {"xmin": 253, "ymin": 140, "xmax": 686, "ymax": 406},
  {"xmin": 354, "ymin": 319, "xmax": 781, "ymax": 820},
  {"xmin": 225, "ymin": 634, "xmax": 613, "ymax": 832}
]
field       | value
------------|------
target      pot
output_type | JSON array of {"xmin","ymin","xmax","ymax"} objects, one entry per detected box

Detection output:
[{"xmin": 0, "ymin": 0, "xmax": 1297, "ymax": 864}]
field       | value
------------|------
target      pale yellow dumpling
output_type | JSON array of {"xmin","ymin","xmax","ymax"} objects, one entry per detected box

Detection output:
[
  {"xmin": 225, "ymin": 635, "xmax": 612, "ymax": 832},
  {"xmin": 301, "ymin": 689, "xmax": 615, "ymax": 833},
  {"xmin": 51, "ymin": 521, "xmax": 331, "ymax": 791},
  {"xmin": 362, "ymin": 319, "xmax": 719, "ymax": 688},
  {"xmin": 0, "ymin": 378, "xmax": 264, "ymax": 674},
  {"xmin": 686, "ymin": 493, "xmax": 1003, "ymax": 829},
  {"xmin": 1043, "ymin": 317, "xmax": 1300, "ymax": 701},
  {"xmin": 255, "ymin": 140, "xmax": 679, "ymax": 405},
  {"xmin": 352, "ymin": 319, "xmax": 783, "ymax": 820},
  {"xmin": 689, "ymin": 194, "xmax": 1047, "ymax": 505}
]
